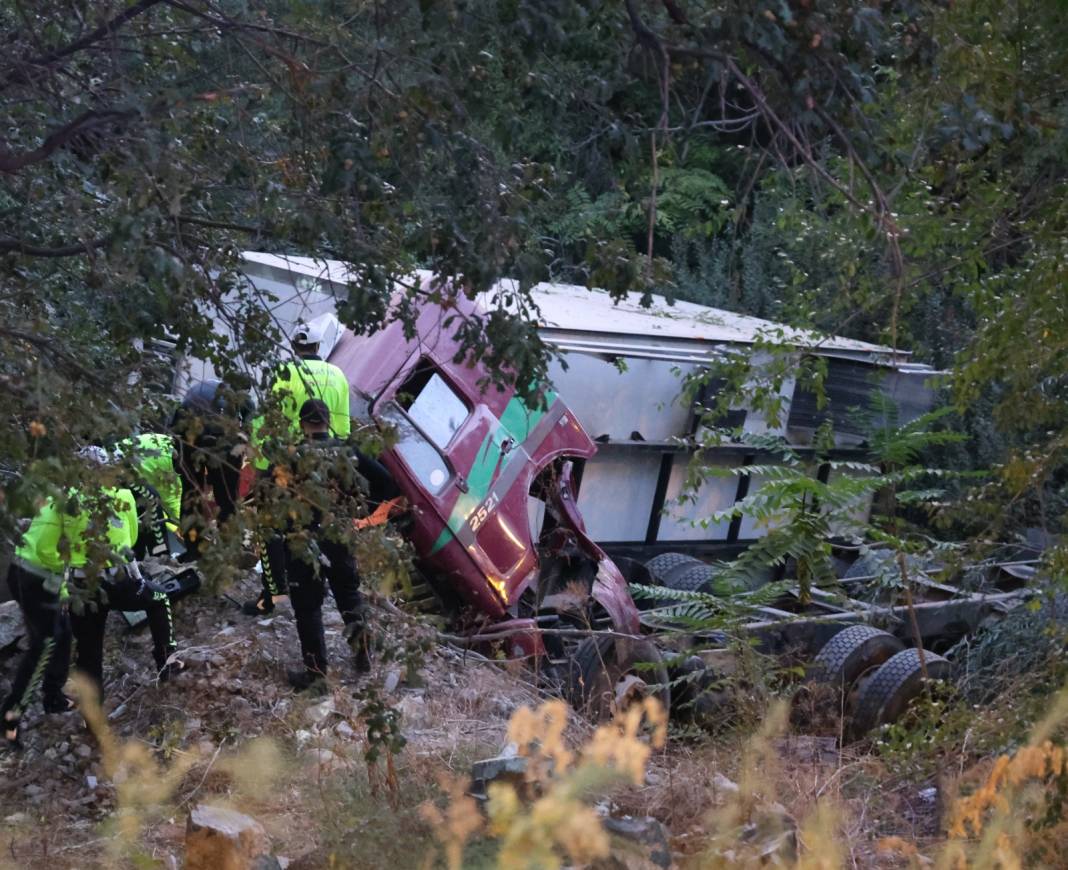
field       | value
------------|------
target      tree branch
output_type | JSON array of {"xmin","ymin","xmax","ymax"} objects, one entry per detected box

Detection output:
[
  {"xmin": 0, "ymin": 108, "xmax": 137, "ymax": 174},
  {"xmin": 0, "ymin": 235, "xmax": 110, "ymax": 258},
  {"xmin": 3, "ymin": 0, "xmax": 166, "ymax": 87}
]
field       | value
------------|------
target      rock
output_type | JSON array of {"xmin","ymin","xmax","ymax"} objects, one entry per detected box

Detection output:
[
  {"xmin": 23, "ymin": 784, "xmax": 44, "ymax": 798},
  {"xmin": 185, "ymin": 804, "xmax": 271, "ymax": 870},
  {"xmin": 737, "ymin": 802, "xmax": 796, "ymax": 864},
  {"xmin": 0, "ymin": 601, "xmax": 25, "ymax": 651},
  {"xmin": 712, "ymin": 773, "xmax": 739, "ymax": 796},
  {"xmin": 4, "ymin": 812, "xmax": 28, "ymax": 825},
  {"xmin": 382, "ymin": 668, "xmax": 402, "ymax": 695},
  {"xmin": 86, "ymin": 775, "xmax": 98, "ymax": 789},
  {"xmin": 594, "ymin": 816, "xmax": 675, "ymax": 870},
  {"xmin": 57, "ymin": 741, "xmax": 69, "ymax": 755},
  {"xmin": 470, "ymin": 752, "xmax": 528, "ymax": 801},
  {"xmin": 335, "ymin": 721, "xmax": 355, "ymax": 740},
  {"xmin": 304, "ymin": 699, "xmax": 334, "ymax": 726},
  {"xmin": 395, "ymin": 693, "xmax": 430, "ymax": 730},
  {"xmin": 75, "ymin": 743, "xmax": 93, "ymax": 759}
]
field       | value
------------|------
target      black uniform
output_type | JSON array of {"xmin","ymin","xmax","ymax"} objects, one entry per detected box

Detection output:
[
  {"xmin": 70, "ymin": 565, "xmax": 177, "ymax": 698},
  {"xmin": 270, "ymin": 434, "xmax": 397, "ymax": 680},
  {"xmin": 256, "ymin": 444, "xmax": 398, "ymax": 612}
]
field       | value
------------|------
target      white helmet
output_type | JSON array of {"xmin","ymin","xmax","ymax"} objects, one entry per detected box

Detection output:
[
  {"xmin": 77, "ymin": 445, "xmax": 111, "ymax": 466},
  {"xmin": 291, "ymin": 320, "xmax": 325, "ymax": 347}
]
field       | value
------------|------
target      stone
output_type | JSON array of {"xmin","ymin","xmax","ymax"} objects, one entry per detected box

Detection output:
[
  {"xmin": 0, "ymin": 601, "xmax": 25, "ymax": 651},
  {"xmin": 304, "ymin": 699, "xmax": 334, "ymax": 726},
  {"xmin": 395, "ymin": 693, "xmax": 429, "ymax": 730},
  {"xmin": 594, "ymin": 816, "xmax": 675, "ymax": 870},
  {"xmin": 335, "ymin": 721, "xmax": 355, "ymax": 740},
  {"xmin": 470, "ymin": 752, "xmax": 528, "ymax": 801},
  {"xmin": 75, "ymin": 743, "xmax": 93, "ymax": 759},
  {"xmin": 185, "ymin": 804, "xmax": 271, "ymax": 870},
  {"xmin": 4, "ymin": 812, "xmax": 28, "ymax": 825},
  {"xmin": 382, "ymin": 668, "xmax": 402, "ymax": 695},
  {"xmin": 737, "ymin": 803, "xmax": 797, "ymax": 864}
]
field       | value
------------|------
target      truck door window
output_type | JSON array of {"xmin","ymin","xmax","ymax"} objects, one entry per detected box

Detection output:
[
  {"xmin": 379, "ymin": 405, "xmax": 452, "ymax": 495},
  {"xmin": 396, "ymin": 364, "xmax": 469, "ymax": 450}
]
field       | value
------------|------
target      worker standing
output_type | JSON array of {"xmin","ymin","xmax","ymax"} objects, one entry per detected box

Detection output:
[
  {"xmin": 246, "ymin": 319, "xmax": 353, "ymax": 614},
  {"xmin": 271, "ymin": 399, "xmax": 383, "ymax": 690},
  {"xmin": 273, "ymin": 320, "xmax": 351, "ymax": 440}
]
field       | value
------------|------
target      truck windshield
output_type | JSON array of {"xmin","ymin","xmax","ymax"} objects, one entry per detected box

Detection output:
[
  {"xmin": 397, "ymin": 367, "xmax": 469, "ymax": 451},
  {"xmin": 379, "ymin": 404, "xmax": 452, "ymax": 495}
]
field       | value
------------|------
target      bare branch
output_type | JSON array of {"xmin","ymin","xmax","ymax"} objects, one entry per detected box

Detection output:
[
  {"xmin": 0, "ymin": 108, "xmax": 137, "ymax": 173},
  {"xmin": 3, "ymin": 0, "xmax": 166, "ymax": 87}
]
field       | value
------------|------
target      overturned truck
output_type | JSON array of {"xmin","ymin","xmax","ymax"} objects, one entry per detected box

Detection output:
[
  {"xmin": 182, "ymin": 259, "xmax": 1037, "ymax": 734},
  {"xmin": 323, "ymin": 294, "xmax": 668, "ymax": 719}
]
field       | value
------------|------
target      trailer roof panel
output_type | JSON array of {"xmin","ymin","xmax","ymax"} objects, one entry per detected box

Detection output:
[{"xmin": 241, "ymin": 252, "xmax": 919, "ymax": 364}]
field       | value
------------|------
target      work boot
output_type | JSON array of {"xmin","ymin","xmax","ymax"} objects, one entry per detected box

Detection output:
[
  {"xmin": 154, "ymin": 647, "xmax": 185, "ymax": 683},
  {"xmin": 286, "ymin": 668, "xmax": 327, "ymax": 694},
  {"xmin": 345, "ymin": 623, "xmax": 372, "ymax": 675},
  {"xmin": 42, "ymin": 693, "xmax": 76, "ymax": 714},
  {"xmin": 242, "ymin": 593, "xmax": 288, "ymax": 616}
]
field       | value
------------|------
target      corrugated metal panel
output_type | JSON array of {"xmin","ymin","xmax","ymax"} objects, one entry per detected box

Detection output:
[
  {"xmin": 657, "ymin": 458, "xmax": 736, "ymax": 542},
  {"xmin": 787, "ymin": 359, "xmax": 940, "ymax": 445},
  {"xmin": 575, "ymin": 450, "xmax": 662, "ymax": 542},
  {"xmin": 547, "ymin": 355, "xmax": 695, "ymax": 441}
]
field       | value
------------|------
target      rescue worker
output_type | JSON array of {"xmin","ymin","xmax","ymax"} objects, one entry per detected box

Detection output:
[
  {"xmin": 170, "ymin": 379, "xmax": 255, "ymax": 559},
  {"xmin": 116, "ymin": 432, "xmax": 182, "ymax": 560},
  {"xmin": 246, "ymin": 320, "xmax": 352, "ymax": 614},
  {"xmin": 0, "ymin": 450, "xmax": 176, "ymax": 746},
  {"xmin": 272, "ymin": 399, "xmax": 394, "ymax": 690},
  {"xmin": 273, "ymin": 319, "xmax": 351, "ymax": 440}
]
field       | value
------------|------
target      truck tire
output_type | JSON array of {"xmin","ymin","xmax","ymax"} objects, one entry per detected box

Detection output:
[
  {"xmin": 810, "ymin": 625, "xmax": 904, "ymax": 693},
  {"xmin": 567, "ymin": 635, "xmax": 671, "ymax": 721},
  {"xmin": 849, "ymin": 647, "xmax": 952, "ymax": 738},
  {"xmin": 645, "ymin": 552, "xmax": 701, "ymax": 585},
  {"xmin": 663, "ymin": 562, "xmax": 716, "ymax": 593}
]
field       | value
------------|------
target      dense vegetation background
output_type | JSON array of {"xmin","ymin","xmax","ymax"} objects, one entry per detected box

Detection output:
[{"xmin": 3, "ymin": 0, "xmax": 1064, "ymax": 560}]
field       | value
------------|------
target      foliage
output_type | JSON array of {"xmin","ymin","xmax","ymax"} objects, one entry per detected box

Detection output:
[{"xmin": 420, "ymin": 697, "xmax": 667, "ymax": 869}]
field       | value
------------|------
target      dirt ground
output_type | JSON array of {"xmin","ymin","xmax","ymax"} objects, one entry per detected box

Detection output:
[{"xmin": 0, "ymin": 571, "xmax": 944, "ymax": 869}]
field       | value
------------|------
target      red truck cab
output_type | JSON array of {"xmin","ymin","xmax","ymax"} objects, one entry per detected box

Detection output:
[{"xmin": 328, "ymin": 291, "xmax": 645, "ymax": 667}]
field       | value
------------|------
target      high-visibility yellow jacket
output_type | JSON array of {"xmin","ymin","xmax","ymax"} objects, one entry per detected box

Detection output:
[
  {"xmin": 252, "ymin": 355, "xmax": 352, "ymax": 469},
  {"xmin": 272, "ymin": 357, "xmax": 351, "ymax": 438},
  {"xmin": 16, "ymin": 488, "xmax": 138, "ymax": 593},
  {"xmin": 117, "ymin": 433, "xmax": 182, "ymax": 529}
]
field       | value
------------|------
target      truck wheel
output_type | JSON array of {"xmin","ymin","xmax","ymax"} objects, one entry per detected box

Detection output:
[
  {"xmin": 645, "ymin": 552, "xmax": 701, "ymax": 585},
  {"xmin": 810, "ymin": 625, "xmax": 904, "ymax": 694},
  {"xmin": 663, "ymin": 562, "xmax": 716, "ymax": 593},
  {"xmin": 567, "ymin": 635, "xmax": 671, "ymax": 721},
  {"xmin": 849, "ymin": 647, "xmax": 952, "ymax": 738}
]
